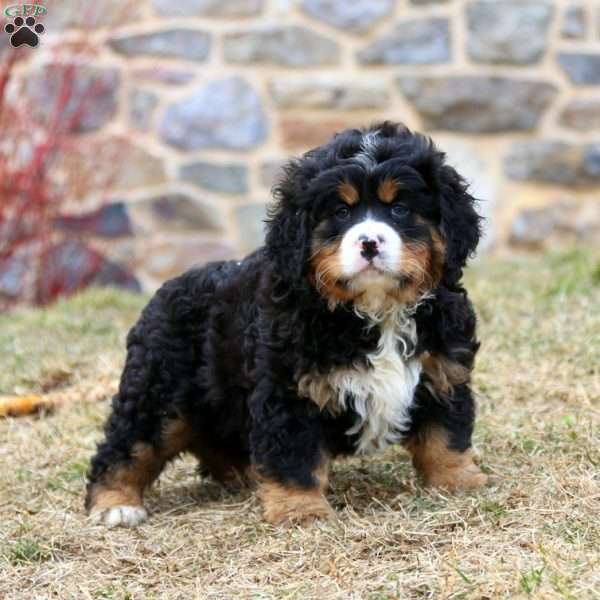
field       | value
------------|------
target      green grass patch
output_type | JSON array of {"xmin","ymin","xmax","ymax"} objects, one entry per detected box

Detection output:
[
  {"xmin": 0, "ymin": 287, "xmax": 146, "ymax": 394},
  {"xmin": 5, "ymin": 539, "xmax": 52, "ymax": 565}
]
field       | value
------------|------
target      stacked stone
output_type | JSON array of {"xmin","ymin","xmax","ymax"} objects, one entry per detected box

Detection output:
[{"xmin": 6, "ymin": 0, "xmax": 600, "ymax": 298}]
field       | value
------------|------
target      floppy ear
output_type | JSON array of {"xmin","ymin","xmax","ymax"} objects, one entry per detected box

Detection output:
[
  {"xmin": 437, "ymin": 164, "xmax": 482, "ymax": 285},
  {"xmin": 265, "ymin": 160, "xmax": 313, "ymax": 291}
]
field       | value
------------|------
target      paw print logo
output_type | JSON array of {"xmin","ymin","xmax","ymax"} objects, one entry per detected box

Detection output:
[{"xmin": 4, "ymin": 16, "xmax": 45, "ymax": 48}]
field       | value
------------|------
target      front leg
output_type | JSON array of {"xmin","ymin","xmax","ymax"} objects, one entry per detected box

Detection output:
[
  {"xmin": 249, "ymin": 379, "xmax": 334, "ymax": 525},
  {"xmin": 406, "ymin": 360, "xmax": 487, "ymax": 491}
]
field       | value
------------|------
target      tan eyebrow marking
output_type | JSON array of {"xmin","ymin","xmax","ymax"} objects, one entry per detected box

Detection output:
[
  {"xmin": 378, "ymin": 178, "xmax": 400, "ymax": 204},
  {"xmin": 337, "ymin": 182, "xmax": 359, "ymax": 206}
]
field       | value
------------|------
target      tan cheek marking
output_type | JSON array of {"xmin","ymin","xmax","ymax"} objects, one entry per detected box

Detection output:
[
  {"xmin": 402, "ymin": 242, "xmax": 431, "ymax": 280},
  {"xmin": 310, "ymin": 241, "xmax": 357, "ymax": 308},
  {"xmin": 338, "ymin": 182, "xmax": 359, "ymax": 206},
  {"xmin": 405, "ymin": 427, "xmax": 487, "ymax": 491},
  {"xmin": 258, "ymin": 457, "xmax": 333, "ymax": 525},
  {"xmin": 391, "ymin": 241, "xmax": 432, "ymax": 304},
  {"xmin": 393, "ymin": 218, "xmax": 446, "ymax": 303},
  {"xmin": 377, "ymin": 178, "xmax": 400, "ymax": 204}
]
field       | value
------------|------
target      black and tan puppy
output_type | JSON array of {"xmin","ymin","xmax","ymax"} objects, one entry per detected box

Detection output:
[{"xmin": 86, "ymin": 122, "xmax": 487, "ymax": 527}]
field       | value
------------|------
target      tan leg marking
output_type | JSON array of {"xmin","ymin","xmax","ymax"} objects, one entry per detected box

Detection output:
[
  {"xmin": 406, "ymin": 427, "xmax": 487, "ymax": 491},
  {"xmin": 87, "ymin": 444, "xmax": 157, "ymax": 527},
  {"xmin": 258, "ymin": 459, "xmax": 334, "ymax": 525},
  {"xmin": 88, "ymin": 418, "xmax": 193, "ymax": 513},
  {"xmin": 89, "ymin": 444, "xmax": 156, "ymax": 508},
  {"xmin": 420, "ymin": 353, "xmax": 471, "ymax": 397}
]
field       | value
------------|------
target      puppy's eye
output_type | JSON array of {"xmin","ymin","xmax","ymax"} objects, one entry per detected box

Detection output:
[
  {"xmin": 335, "ymin": 205, "xmax": 351, "ymax": 220},
  {"xmin": 391, "ymin": 203, "xmax": 409, "ymax": 219}
]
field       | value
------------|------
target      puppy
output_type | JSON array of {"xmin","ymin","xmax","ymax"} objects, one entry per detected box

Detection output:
[{"xmin": 86, "ymin": 122, "xmax": 487, "ymax": 528}]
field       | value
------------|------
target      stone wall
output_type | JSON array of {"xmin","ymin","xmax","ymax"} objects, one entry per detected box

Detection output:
[{"xmin": 14, "ymin": 0, "xmax": 600, "ymax": 292}]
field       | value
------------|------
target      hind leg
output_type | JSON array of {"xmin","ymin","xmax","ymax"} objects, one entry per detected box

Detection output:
[{"xmin": 86, "ymin": 413, "xmax": 193, "ymax": 528}]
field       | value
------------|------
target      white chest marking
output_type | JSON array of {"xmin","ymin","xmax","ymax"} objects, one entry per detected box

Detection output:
[{"xmin": 298, "ymin": 305, "xmax": 422, "ymax": 454}]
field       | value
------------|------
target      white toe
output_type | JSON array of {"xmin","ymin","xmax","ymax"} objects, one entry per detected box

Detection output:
[{"xmin": 92, "ymin": 505, "xmax": 148, "ymax": 528}]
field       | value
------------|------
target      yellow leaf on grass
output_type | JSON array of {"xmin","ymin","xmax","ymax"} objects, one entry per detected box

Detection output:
[{"xmin": 0, "ymin": 395, "xmax": 52, "ymax": 417}]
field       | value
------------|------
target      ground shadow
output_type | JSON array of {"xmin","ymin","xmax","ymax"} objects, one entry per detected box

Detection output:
[
  {"xmin": 142, "ymin": 450, "xmax": 418, "ymax": 519},
  {"xmin": 328, "ymin": 452, "xmax": 417, "ymax": 513}
]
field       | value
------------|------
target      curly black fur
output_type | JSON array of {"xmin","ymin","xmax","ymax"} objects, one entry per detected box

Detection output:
[{"xmin": 86, "ymin": 122, "xmax": 483, "ymax": 519}]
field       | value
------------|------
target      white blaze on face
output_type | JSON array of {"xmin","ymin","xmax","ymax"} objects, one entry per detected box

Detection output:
[{"xmin": 339, "ymin": 218, "xmax": 402, "ymax": 285}]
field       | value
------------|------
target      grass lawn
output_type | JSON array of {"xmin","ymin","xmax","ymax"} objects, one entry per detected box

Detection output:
[{"xmin": 0, "ymin": 249, "xmax": 599, "ymax": 599}]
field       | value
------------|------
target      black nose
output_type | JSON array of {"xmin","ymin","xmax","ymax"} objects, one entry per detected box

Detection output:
[{"xmin": 360, "ymin": 238, "xmax": 379, "ymax": 260}]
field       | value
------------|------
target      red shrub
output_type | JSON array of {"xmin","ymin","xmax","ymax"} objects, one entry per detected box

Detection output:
[{"xmin": 0, "ymin": 4, "xmax": 135, "ymax": 308}]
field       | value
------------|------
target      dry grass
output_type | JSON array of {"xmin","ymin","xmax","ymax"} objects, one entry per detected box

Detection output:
[{"xmin": 1, "ymin": 249, "xmax": 599, "ymax": 599}]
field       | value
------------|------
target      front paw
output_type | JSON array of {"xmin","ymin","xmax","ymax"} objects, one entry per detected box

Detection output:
[
  {"xmin": 425, "ymin": 463, "xmax": 488, "ymax": 491},
  {"xmin": 259, "ymin": 481, "xmax": 335, "ymax": 525},
  {"xmin": 408, "ymin": 429, "xmax": 489, "ymax": 493},
  {"xmin": 90, "ymin": 505, "xmax": 149, "ymax": 528}
]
